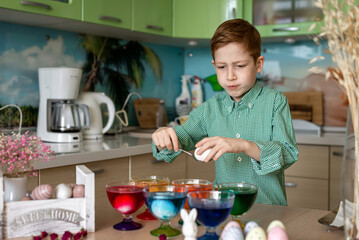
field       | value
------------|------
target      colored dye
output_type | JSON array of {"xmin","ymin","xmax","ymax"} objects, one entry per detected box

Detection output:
[
  {"xmin": 146, "ymin": 192, "xmax": 186, "ymax": 221},
  {"xmin": 106, "ymin": 185, "xmax": 144, "ymax": 214},
  {"xmin": 219, "ymin": 187, "xmax": 257, "ymax": 216},
  {"xmin": 196, "ymin": 207, "xmax": 232, "ymax": 227}
]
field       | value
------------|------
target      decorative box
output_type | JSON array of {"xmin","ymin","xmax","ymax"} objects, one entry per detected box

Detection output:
[{"xmin": 0, "ymin": 165, "xmax": 95, "ymax": 239}]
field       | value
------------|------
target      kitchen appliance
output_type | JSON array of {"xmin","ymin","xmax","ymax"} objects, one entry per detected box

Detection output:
[
  {"xmin": 77, "ymin": 92, "xmax": 115, "ymax": 140},
  {"xmin": 37, "ymin": 67, "xmax": 90, "ymax": 143}
]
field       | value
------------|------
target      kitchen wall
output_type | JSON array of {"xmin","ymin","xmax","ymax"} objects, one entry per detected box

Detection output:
[{"xmin": 0, "ymin": 21, "xmax": 347, "ymax": 129}]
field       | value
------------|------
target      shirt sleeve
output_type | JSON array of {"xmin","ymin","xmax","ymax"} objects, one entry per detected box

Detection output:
[
  {"xmin": 251, "ymin": 93, "xmax": 299, "ymax": 175},
  {"xmin": 152, "ymin": 104, "xmax": 208, "ymax": 163}
]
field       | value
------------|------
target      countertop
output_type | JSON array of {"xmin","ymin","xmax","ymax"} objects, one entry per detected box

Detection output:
[
  {"xmin": 6, "ymin": 203, "xmax": 344, "ymax": 240},
  {"xmin": 33, "ymin": 129, "xmax": 346, "ymax": 170}
]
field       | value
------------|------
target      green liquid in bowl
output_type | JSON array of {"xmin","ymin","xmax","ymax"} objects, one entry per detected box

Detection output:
[{"xmin": 219, "ymin": 187, "xmax": 257, "ymax": 216}]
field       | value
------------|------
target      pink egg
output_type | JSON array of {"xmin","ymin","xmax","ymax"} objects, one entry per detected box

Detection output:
[
  {"xmin": 31, "ymin": 184, "xmax": 53, "ymax": 200},
  {"xmin": 21, "ymin": 196, "xmax": 31, "ymax": 201},
  {"xmin": 68, "ymin": 183, "xmax": 77, "ymax": 189},
  {"xmin": 72, "ymin": 184, "xmax": 85, "ymax": 198},
  {"xmin": 267, "ymin": 226, "xmax": 289, "ymax": 240}
]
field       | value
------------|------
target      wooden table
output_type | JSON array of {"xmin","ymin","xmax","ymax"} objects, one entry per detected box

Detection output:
[{"xmin": 8, "ymin": 203, "xmax": 344, "ymax": 240}]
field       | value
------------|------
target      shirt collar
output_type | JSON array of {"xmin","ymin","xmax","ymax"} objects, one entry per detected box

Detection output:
[{"xmin": 222, "ymin": 81, "xmax": 262, "ymax": 114}]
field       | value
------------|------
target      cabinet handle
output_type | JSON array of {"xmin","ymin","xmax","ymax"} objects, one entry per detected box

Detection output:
[
  {"xmin": 152, "ymin": 159, "xmax": 165, "ymax": 164},
  {"xmin": 146, "ymin": 25, "xmax": 164, "ymax": 31},
  {"xmin": 91, "ymin": 168, "xmax": 104, "ymax": 175},
  {"xmin": 20, "ymin": 0, "xmax": 52, "ymax": 10},
  {"xmin": 99, "ymin": 15, "xmax": 122, "ymax": 23},
  {"xmin": 231, "ymin": 8, "xmax": 236, "ymax": 19},
  {"xmin": 272, "ymin": 27, "xmax": 299, "ymax": 32},
  {"xmin": 333, "ymin": 151, "xmax": 344, "ymax": 157},
  {"xmin": 285, "ymin": 182, "xmax": 297, "ymax": 188}
]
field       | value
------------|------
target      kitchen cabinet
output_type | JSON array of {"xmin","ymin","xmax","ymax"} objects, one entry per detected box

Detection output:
[
  {"xmin": 83, "ymin": 0, "xmax": 132, "ymax": 29},
  {"xmin": 285, "ymin": 145, "xmax": 329, "ymax": 210},
  {"xmin": 39, "ymin": 157, "xmax": 129, "ymax": 230},
  {"xmin": 243, "ymin": 0, "xmax": 323, "ymax": 38},
  {"xmin": 186, "ymin": 150, "xmax": 215, "ymax": 182},
  {"xmin": 130, "ymin": 153, "xmax": 186, "ymax": 181},
  {"xmin": 173, "ymin": 0, "xmax": 243, "ymax": 39},
  {"xmin": 0, "ymin": 0, "xmax": 82, "ymax": 21},
  {"xmin": 132, "ymin": 0, "xmax": 172, "ymax": 37}
]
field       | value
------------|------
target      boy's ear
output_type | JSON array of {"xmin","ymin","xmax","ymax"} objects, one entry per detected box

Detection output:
[
  {"xmin": 211, "ymin": 60, "xmax": 215, "ymax": 67},
  {"xmin": 256, "ymin": 56, "xmax": 265, "ymax": 73}
]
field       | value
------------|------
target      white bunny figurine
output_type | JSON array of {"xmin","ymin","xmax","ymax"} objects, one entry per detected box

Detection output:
[{"xmin": 181, "ymin": 208, "xmax": 198, "ymax": 240}]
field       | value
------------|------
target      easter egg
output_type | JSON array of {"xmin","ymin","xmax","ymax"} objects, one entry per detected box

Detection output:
[
  {"xmin": 31, "ymin": 184, "xmax": 53, "ymax": 200},
  {"xmin": 151, "ymin": 199, "xmax": 176, "ymax": 220},
  {"xmin": 194, "ymin": 147, "xmax": 212, "ymax": 161},
  {"xmin": 221, "ymin": 221, "xmax": 244, "ymax": 240},
  {"xmin": 244, "ymin": 221, "xmax": 259, "ymax": 236},
  {"xmin": 73, "ymin": 184, "xmax": 85, "ymax": 198},
  {"xmin": 267, "ymin": 220, "xmax": 286, "ymax": 233},
  {"xmin": 55, "ymin": 183, "xmax": 72, "ymax": 199},
  {"xmin": 267, "ymin": 226, "xmax": 289, "ymax": 240},
  {"xmin": 21, "ymin": 196, "xmax": 31, "ymax": 201},
  {"xmin": 245, "ymin": 226, "xmax": 266, "ymax": 240},
  {"xmin": 113, "ymin": 195, "xmax": 137, "ymax": 214}
]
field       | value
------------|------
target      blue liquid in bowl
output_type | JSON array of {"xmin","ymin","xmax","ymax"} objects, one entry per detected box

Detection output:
[
  {"xmin": 145, "ymin": 192, "xmax": 186, "ymax": 221},
  {"xmin": 196, "ymin": 207, "xmax": 232, "ymax": 227}
]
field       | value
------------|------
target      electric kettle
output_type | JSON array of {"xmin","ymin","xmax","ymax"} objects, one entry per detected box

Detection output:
[{"xmin": 77, "ymin": 92, "xmax": 115, "ymax": 140}]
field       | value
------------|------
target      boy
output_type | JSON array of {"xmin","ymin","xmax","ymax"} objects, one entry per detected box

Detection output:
[{"xmin": 152, "ymin": 19, "xmax": 298, "ymax": 205}]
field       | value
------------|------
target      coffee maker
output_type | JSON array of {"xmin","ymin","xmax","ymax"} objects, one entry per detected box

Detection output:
[{"xmin": 37, "ymin": 67, "xmax": 90, "ymax": 143}]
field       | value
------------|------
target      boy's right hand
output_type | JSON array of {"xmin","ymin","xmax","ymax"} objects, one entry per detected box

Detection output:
[{"xmin": 152, "ymin": 127, "xmax": 180, "ymax": 152}]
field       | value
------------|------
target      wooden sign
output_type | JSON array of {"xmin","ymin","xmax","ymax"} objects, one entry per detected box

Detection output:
[{"xmin": 0, "ymin": 165, "xmax": 94, "ymax": 239}]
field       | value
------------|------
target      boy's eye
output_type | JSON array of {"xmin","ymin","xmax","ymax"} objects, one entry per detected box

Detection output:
[
  {"xmin": 235, "ymin": 65, "xmax": 245, "ymax": 68},
  {"xmin": 216, "ymin": 65, "xmax": 225, "ymax": 69}
]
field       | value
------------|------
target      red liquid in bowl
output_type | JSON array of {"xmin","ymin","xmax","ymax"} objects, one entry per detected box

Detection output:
[{"xmin": 106, "ymin": 185, "xmax": 144, "ymax": 214}]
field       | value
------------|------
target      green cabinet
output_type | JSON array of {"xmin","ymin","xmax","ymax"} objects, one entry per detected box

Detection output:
[
  {"xmin": 133, "ymin": 0, "xmax": 172, "ymax": 37},
  {"xmin": 0, "ymin": 0, "xmax": 82, "ymax": 20},
  {"xmin": 243, "ymin": 0, "xmax": 322, "ymax": 38},
  {"xmin": 173, "ymin": 0, "xmax": 243, "ymax": 39},
  {"xmin": 83, "ymin": 0, "xmax": 132, "ymax": 29}
]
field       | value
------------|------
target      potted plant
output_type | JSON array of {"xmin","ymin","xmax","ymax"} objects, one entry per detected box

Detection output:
[{"xmin": 0, "ymin": 131, "xmax": 53, "ymax": 201}]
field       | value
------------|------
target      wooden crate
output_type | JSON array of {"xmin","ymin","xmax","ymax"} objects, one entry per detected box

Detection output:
[
  {"xmin": 133, "ymin": 98, "xmax": 168, "ymax": 128},
  {"xmin": 0, "ymin": 165, "xmax": 95, "ymax": 239}
]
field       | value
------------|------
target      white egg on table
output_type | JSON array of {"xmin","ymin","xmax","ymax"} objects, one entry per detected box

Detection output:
[
  {"xmin": 245, "ymin": 226, "xmax": 266, "ymax": 240},
  {"xmin": 55, "ymin": 183, "xmax": 72, "ymax": 199},
  {"xmin": 194, "ymin": 147, "xmax": 212, "ymax": 161},
  {"xmin": 31, "ymin": 184, "xmax": 53, "ymax": 200},
  {"xmin": 267, "ymin": 226, "xmax": 289, "ymax": 240},
  {"xmin": 244, "ymin": 221, "xmax": 259, "ymax": 236},
  {"xmin": 267, "ymin": 220, "xmax": 286, "ymax": 233}
]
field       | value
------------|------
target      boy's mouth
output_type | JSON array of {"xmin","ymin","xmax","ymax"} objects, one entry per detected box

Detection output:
[{"xmin": 227, "ymin": 85, "xmax": 238, "ymax": 90}]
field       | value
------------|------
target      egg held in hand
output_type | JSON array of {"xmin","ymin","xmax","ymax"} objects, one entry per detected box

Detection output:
[{"xmin": 194, "ymin": 147, "xmax": 212, "ymax": 161}]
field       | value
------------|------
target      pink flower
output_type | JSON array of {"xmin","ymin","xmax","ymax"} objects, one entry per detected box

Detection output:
[
  {"xmin": 41, "ymin": 231, "xmax": 48, "ymax": 238},
  {"xmin": 62, "ymin": 231, "xmax": 73, "ymax": 240},
  {"xmin": 50, "ymin": 233, "xmax": 58, "ymax": 240}
]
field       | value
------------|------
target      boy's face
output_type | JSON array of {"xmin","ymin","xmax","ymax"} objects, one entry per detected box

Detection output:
[{"xmin": 212, "ymin": 43, "xmax": 264, "ymax": 102}]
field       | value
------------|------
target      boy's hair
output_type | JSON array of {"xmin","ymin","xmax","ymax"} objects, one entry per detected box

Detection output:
[{"xmin": 210, "ymin": 19, "xmax": 261, "ymax": 62}]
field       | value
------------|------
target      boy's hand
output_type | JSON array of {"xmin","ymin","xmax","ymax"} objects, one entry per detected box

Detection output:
[
  {"xmin": 195, "ymin": 137, "xmax": 260, "ymax": 162},
  {"xmin": 152, "ymin": 127, "xmax": 180, "ymax": 152}
]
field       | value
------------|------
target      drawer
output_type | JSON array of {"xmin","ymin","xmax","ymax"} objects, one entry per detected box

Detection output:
[
  {"xmin": 286, "ymin": 176, "xmax": 328, "ymax": 210},
  {"xmin": 131, "ymin": 153, "xmax": 186, "ymax": 181},
  {"xmin": 285, "ymin": 145, "xmax": 329, "ymax": 179},
  {"xmin": 330, "ymin": 146, "xmax": 344, "ymax": 210},
  {"xmin": 186, "ymin": 150, "xmax": 215, "ymax": 182}
]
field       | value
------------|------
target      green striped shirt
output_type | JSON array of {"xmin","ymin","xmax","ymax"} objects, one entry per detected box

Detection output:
[{"xmin": 152, "ymin": 82, "xmax": 298, "ymax": 205}]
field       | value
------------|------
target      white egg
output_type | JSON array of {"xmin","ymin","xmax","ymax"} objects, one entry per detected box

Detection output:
[
  {"xmin": 55, "ymin": 183, "xmax": 72, "ymax": 199},
  {"xmin": 245, "ymin": 226, "xmax": 266, "ymax": 240},
  {"xmin": 194, "ymin": 147, "xmax": 212, "ymax": 161},
  {"xmin": 244, "ymin": 221, "xmax": 259, "ymax": 236},
  {"xmin": 267, "ymin": 220, "xmax": 286, "ymax": 233}
]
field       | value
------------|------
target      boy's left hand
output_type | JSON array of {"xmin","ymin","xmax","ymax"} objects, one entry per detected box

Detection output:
[{"xmin": 195, "ymin": 137, "xmax": 260, "ymax": 162}]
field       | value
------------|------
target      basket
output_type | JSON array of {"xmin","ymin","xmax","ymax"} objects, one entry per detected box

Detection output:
[{"xmin": 133, "ymin": 98, "xmax": 168, "ymax": 128}]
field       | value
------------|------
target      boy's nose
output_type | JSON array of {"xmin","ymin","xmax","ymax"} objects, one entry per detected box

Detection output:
[{"xmin": 227, "ymin": 68, "xmax": 237, "ymax": 81}]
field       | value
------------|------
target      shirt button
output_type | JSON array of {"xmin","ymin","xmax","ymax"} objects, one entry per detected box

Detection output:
[
  {"xmin": 237, "ymin": 156, "xmax": 242, "ymax": 162},
  {"xmin": 248, "ymin": 103, "xmax": 253, "ymax": 108},
  {"xmin": 236, "ymin": 133, "xmax": 240, "ymax": 138},
  {"xmin": 238, "ymin": 113, "xmax": 240, "ymax": 118}
]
